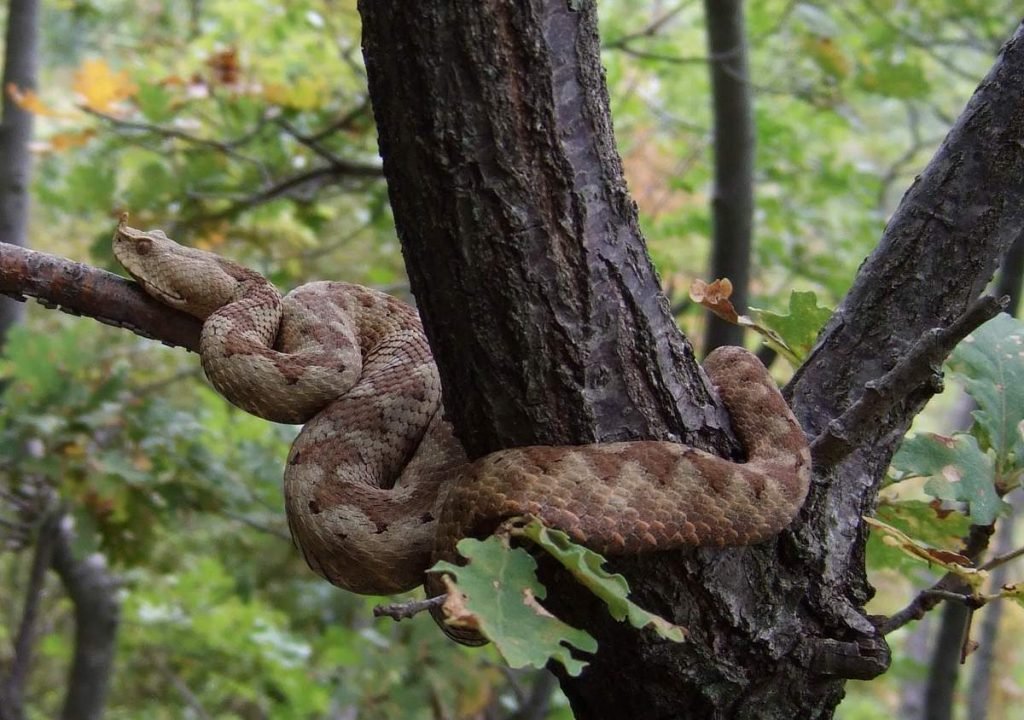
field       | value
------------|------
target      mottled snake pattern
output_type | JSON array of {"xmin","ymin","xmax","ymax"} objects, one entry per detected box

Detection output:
[{"xmin": 113, "ymin": 224, "xmax": 811, "ymax": 644}]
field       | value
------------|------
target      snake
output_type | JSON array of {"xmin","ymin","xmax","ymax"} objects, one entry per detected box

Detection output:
[{"xmin": 112, "ymin": 223, "xmax": 811, "ymax": 645}]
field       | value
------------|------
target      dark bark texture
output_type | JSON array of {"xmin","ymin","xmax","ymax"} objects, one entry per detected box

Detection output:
[
  {"xmin": 0, "ymin": 0, "xmax": 40, "ymax": 344},
  {"xmin": 359, "ymin": 1, "xmax": 833, "ymax": 718},
  {"xmin": 786, "ymin": 24, "xmax": 1024, "ymax": 696},
  {"xmin": 701, "ymin": 0, "xmax": 754, "ymax": 353},
  {"xmin": 358, "ymin": 3, "xmax": 1024, "ymax": 718},
  {"xmin": 358, "ymin": 1, "xmax": 739, "ymax": 461}
]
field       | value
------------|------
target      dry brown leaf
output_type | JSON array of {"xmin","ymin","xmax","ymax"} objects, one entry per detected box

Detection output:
[{"xmin": 690, "ymin": 278, "xmax": 739, "ymax": 323}]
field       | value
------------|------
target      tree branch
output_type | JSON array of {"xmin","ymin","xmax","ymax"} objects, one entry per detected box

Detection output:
[
  {"xmin": 0, "ymin": 241, "xmax": 200, "ymax": 351},
  {"xmin": 810, "ymin": 294, "xmax": 1008, "ymax": 469}
]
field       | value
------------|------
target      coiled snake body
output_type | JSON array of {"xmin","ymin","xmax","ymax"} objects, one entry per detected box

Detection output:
[{"xmin": 114, "ymin": 225, "xmax": 811, "ymax": 643}]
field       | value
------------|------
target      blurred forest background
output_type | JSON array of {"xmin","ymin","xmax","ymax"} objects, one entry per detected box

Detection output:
[{"xmin": 1, "ymin": 1, "xmax": 1022, "ymax": 718}]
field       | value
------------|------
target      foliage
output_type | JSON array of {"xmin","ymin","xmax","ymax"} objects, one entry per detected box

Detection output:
[
  {"xmin": 3, "ymin": 0, "xmax": 1023, "ymax": 718},
  {"xmin": 433, "ymin": 537, "xmax": 598, "ymax": 678},
  {"xmin": 871, "ymin": 314, "xmax": 1024, "ymax": 611},
  {"xmin": 690, "ymin": 280, "xmax": 832, "ymax": 364},
  {"xmin": 431, "ymin": 519, "xmax": 683, "ymax": 676},
  {"xmin": 886, "ymin": 314, "xmax": 1024, "ymax": 525}
]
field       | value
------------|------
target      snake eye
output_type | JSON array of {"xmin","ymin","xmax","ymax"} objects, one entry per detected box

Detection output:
[{"xmin": 135, "ymin": 237, "xmax": 152, "ymax": 255}]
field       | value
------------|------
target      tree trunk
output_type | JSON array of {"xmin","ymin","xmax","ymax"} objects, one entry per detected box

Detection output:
[
  {"xmin": 923, "ymin": 600, "xmax": 969, "ymax": 720},
  {"xmin": 966, "ymin": 501, "xmax": 1017, "ymax": 720},
  {"xmin": 0, "ymin": 0, "xmax": 40, "ymax": 344},
  {"xmin": 358, "ymin": 2, "xmax": 1024, "ymax": 717},
  {"xmin": 701, "ymin": 0, "xmax": 754, "ymax": 353},
  {"xmin": 50, "ymin": 517, "xmax": 120, "ymax": 720}
]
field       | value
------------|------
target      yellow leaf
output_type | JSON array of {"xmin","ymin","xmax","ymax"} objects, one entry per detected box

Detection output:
[
  {"xmin": 6, "ymin": 83, "xmax": 61, "ymax": 117},
  {"xmin": 262, "ymin": 77, "xmax": 327, "ymax": 110},
  {"xmin": 73, "ymin": 58, "xmax": 137, "ymax": 112},
  {"xmin": 48, "ymin": 128, "xmax": 97, "ymax": 151}
]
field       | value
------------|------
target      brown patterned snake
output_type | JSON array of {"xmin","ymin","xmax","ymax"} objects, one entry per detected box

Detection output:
[{"xmin": 113, "ymin": 223, "xmax": 811, "ymax": 645}]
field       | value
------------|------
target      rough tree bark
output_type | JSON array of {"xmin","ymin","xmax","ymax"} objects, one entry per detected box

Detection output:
[
  {"xmin": 358, "ymin": 3, "xmax": 1024, "ymax": 717},
  {"xmin": 0, "ymin": 0, "xmax": 40, "ymax": 344},
  {"xmin": 701, "ymin": 0, "xmax": 754, "ymax": 353},
  {"xmin": 2, "ymin": 4, "xmax": 1023, "ymax": 719}
]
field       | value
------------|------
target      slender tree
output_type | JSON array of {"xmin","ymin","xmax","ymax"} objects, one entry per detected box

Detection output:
[
  {"xmin": 0, "ymin": 0, "xmax": 39, "ymax": 344},
  {"xmin": 702, "ymin": 0, "xmax": 754, "ymax": 353}
]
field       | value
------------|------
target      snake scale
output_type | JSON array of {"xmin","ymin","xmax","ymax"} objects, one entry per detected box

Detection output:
[{"xmin": 113, "ymin": 223, "xmax": 811, "ymax": 644}]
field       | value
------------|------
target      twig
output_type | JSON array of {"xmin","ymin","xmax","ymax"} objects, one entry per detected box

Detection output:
[
  {"xmin": 979, "ymin": 544, "xmax": 1024, "ymax": 572},
  {"xmin": 880, "ymin": 523, "xmax": 996, "ymax": 635},
  {"xmin": 155, "ymin": 654, "xmax": 212, "ymax": 720},
  {"xmin": 219, "ymin": 510, "xmax": 292, "ymax": 542},
  {"xmin": 372, "ymin": 594, "xmax": 446, "ymax": 622},
  {"xmin": 811, "ymin": 294, "xmax": 1007, "ymax": 469},
  {"xmin": 602, "ymin": 1, "xmax": 694, "ymax": 48},
  {"xmin": 82, "ymin": 106, "xmax": 271, "ymax": 180},
  {"xmin": 275, "ymin": 117, "xmax": 349, "ymax": 169},
  {"xmin": 920, "ymin": 588, "xmax": 987, "ymax": 607},
  {"xmin": 193, "ymin": 162, "xmax": 382, "ymax": 221},
  {"xmin": 305, "ymin": 100, "xmax": 374, "ymax": 143}
]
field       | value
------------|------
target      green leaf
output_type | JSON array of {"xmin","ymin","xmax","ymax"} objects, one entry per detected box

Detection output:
[
  {"xmin": 947, "ymin": 313, "xmax": 1024, "ymax": 474},
  {"xmin": 64, "ymin": 163, "xmax": 116, "ymax": 212},
  {"xmin": 518, "ymin": 520, "xmax": 686, "ymax": 642},
  {"xmin": 431, "ymin": 538, "xmax": 597, "ymax": 677},
  {"xmin": 136, "ymin": 82, "xmax": 174, "ymax": 122},
  {"xmin": 893, "ymin": 433, "xmax": 1005, "ymax": 525},
  {"xmin": 866, "ymin": 500, "xmax": 970, "ymax": 573},
  {"xmin": 750, "ymin": 290, "xmax": 833, "ymax": 362},
  {"xmin": 856, "ymin": 60, "xmax": 930, "ymax": 99}
]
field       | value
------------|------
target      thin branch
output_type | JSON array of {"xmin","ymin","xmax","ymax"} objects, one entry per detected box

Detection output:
[
  {"xmin": 880, "ymin": 523, "xmax": 996, "ymax": 635},
  {"xmin": 602, "ymin": 1, "xmax": 695, "ymax": 48},
  {"xmin": 219, "ymin": 510, "xmax": 292, "ymax": 542},
  {"xmin": 372, "ymin": 595, "xmax": 445, "ymax": 622},
  {"xmin": 305, "ymin": 100, "xmax": 374, "ymax": 143},
  {"xmin": 921, "ymin": 588, "xmax": 986, "ymax": 607},
  {"xmin": 82, "ymin": 106, "xmax": 272, "ymax": 180},
  {"xmin": 979, "ymin": 543, "xmax": 1024, "ymax": 573},
  {"xmin": 275, "ymin": 117, "xmax": 350, "ymax": 168},
  {"xmin": 0, "ymin": 242, "xmax": 200, "ymax": 352},
  {"xmin": 810, "ymin": 294, "xmax": 1007, "ymax": 469},
  {"xmin": 192, "ymin": 162, "xmax": 382, "ymax": 221}
]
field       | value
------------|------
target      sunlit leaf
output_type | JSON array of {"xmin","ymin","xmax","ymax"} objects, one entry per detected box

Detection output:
[{"xmin": 73, "ymin": 58, "xmax": 138, "ymax": 112}]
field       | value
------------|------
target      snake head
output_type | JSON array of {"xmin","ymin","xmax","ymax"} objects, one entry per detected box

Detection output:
[{"xmin": 113, "ymin": 221, "xmax": 251, "ymax": 319}]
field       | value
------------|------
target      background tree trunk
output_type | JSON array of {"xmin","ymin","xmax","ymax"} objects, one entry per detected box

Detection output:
[
  {"xmin": 701, "ymin": 0, "xmax": 754, "ymax": 353},
  {"xmin": 0, "ymin": 0, "xmax": 40, "ymax": 344},
  {"xmin": 50, "ymin": 517, "xmax": 120, "ymax": 720}
]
